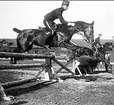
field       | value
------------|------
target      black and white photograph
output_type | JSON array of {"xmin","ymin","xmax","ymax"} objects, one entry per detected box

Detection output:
[{"xmin": 0, "ymin": 1, "xmax": 114, "ymax": 105}]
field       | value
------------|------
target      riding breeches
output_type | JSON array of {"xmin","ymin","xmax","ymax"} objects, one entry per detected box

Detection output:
[{"xmin": 43, "ymin": 19, "xmax": 56, "ymax": 34}]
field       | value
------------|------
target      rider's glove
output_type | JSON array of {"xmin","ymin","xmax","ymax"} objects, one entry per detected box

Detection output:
[{"xmin": 68, "ymin": 22, "xmax": 75, "ymax": 26}]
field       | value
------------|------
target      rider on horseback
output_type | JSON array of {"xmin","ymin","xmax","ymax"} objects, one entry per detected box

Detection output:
[
  {"xmin": 94, "ymin": 34, "xmax": 102, "ymax": 48},
  {"xmin": 92, "ymin": 33, "xmax": 103, "ymax": 56},
  {"xmin": 43, "ymin": 0, "xmax": 74, "ymax": 36}
]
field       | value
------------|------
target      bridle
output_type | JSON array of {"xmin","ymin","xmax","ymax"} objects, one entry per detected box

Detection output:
[{"xmin": 56, "ymin": 22, "xmax": 93, "ymax": 50}]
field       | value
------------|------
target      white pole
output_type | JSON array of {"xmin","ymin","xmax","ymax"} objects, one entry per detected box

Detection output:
[
  {"xmin": 72, "ymin": 50, "xmax": 75, "ymax": 73},
  {"xmin": 0, "ymin": 83, "xmax": 14, "ymax": 101}
]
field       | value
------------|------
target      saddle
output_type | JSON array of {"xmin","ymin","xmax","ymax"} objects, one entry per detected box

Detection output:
[
  {"xmin": 38, "ymin": 26, "xmax": 51, "ymax": 35},
  {"xmin": 38, "ymin": 23, "xmax": 57, "ymax": 35}
]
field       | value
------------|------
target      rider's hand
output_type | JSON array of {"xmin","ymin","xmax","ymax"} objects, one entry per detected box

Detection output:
[{"xmin": 68, "ymin": 22, "xmax": 75, "ymax": 26}]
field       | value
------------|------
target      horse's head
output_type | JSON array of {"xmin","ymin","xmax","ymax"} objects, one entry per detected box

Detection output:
[{"xmin": 73, "ymin": 21, "xmax": 94, "ymax": 43}]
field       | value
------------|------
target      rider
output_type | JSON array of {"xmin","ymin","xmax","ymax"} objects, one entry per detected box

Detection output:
[
  {"xmin": 92, "ymin": 33, "xmax": 102, "ymax": 56},
  {"xmin": 94, "ymin": 34, "xmax": 102, "ymax": 48},
  {"xmin": 43, "ymin": 0, "xmax": 74, "ymax": 36}
]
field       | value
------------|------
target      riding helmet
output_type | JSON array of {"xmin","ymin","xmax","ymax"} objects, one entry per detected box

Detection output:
[
  {"xmin": 61, "ymin": 0, "xmax": 70, "ymax": 7},
  {"xmin": 98, "ymin": 33, "xmax": 102, "ymax": 37}
]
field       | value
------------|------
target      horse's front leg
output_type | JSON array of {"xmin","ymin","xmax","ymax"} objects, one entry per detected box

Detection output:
[{"xmin": 35, "ymin": 42, "xmax": 51, "ymax": 54}]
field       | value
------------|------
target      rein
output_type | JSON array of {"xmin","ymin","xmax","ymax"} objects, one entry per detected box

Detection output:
[{"xmin": 69, "ymin": 22, "xmax": 91, "ymax": 43}]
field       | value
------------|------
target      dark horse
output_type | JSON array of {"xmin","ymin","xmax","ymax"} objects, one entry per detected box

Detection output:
[{"xmin": 12, "ymin": 21, "xmax": 94, "ymax": 64}]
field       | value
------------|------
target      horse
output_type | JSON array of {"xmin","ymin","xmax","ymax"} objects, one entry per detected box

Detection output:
[
  {"xmin": 12, "ymin": 21, "xmax": 94, "ymax": 64},
  {"xmin": 13, "ymin": 21, "xmax": 94, "ymax": 52}
]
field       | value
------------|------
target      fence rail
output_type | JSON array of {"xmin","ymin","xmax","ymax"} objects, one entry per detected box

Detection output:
[{"xmin": 0, "ymin": 52, "xmax": 55, "ymax": 59}]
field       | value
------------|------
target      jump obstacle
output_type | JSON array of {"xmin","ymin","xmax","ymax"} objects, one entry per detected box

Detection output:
[
  {"xmin": 0, "ymin": 52, "xmax": 55, "ymax": 101},
  {"xmin": 0, "ymin": 51, "xmax": 82, "ymax": 101}
]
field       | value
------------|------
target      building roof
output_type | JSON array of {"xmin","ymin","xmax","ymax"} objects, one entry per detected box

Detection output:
[
  {"xmin": 0, "ymin": 39, "xmax": 17, "ymax": 47},
  {"xmin": 0, "ymin": 39, "xmax": 42, "ymax": 48}
]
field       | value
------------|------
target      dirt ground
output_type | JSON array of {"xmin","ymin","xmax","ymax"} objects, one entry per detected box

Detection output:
[{"xmin": 1, "ymin": 72, "xmax": 114, "ymax": 105}]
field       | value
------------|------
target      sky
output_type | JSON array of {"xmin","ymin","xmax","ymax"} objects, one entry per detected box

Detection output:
[{"xmin": 0, "ymin": 1, "xmax": 114, "ymax": 39}]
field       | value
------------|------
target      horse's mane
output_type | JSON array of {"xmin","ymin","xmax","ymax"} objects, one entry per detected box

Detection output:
[
  {"xmin": 74, "ymin": 21, "xmax": 92, "ymax": 25},
  {"xmin": 57, "ymin": 24, "xmax": 69, "ymax": 28},
  {"xmin": 57, "ymin": 21, "xmax": 91, "ymax": 28},
  {"xmin": 56, "ymin": 24, "xmax": 71, "ymax": 34}
]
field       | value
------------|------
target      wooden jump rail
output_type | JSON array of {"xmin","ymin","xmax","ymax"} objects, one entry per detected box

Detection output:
[
  {"xmin": 2, "ymin": 68, "xmax": 44, "ymax": 89},
  {"xmin": 0, "ymin": 52, "xmax": 55, "ymax": 89},
  {"xmin": 0, "ymin": 50, "xmax": 80, "ymax": 101},
  {"xmin": 0, "ymin": 63, "xmax": 49, "ymax": 70},
  {"xmin": 2, "ymin": 77, "xmax": 37, "ymax": 88},
  {"xmin": 0, "ymin": 52, "xmax": 54, "ymax": 59},
  {"xmin": 0, "ymin": 51, "xmax": 78, "ymax": 101},
  {"xmin": 0, "ymin": 52, "xmax": 76, "ymax": 75}
]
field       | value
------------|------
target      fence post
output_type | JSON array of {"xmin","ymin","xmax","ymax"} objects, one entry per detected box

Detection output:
[
  {"xmin": 72, "ymin": 50, "xmax": 76, "ymax": 73},
  {"xmin": 45, "ymin": 58, "xmax": 53, "ymax": 81},
  {"xmin": 45, "ymin": 57, "xmax": 62, "ymax": 82},
  {"xmin": 0, "ymin": 83, "xmax": 6, "ymax": 99}
]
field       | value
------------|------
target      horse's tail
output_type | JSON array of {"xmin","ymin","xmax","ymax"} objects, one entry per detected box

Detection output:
[{"xmin": 13, "ymin": 28, "xmax": 22, "ymax": 33}]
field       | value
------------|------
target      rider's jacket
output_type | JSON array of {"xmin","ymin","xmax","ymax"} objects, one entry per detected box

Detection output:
[
  {"xmin": 44, "ymin": 7, "xmax": 68, "ymax": 25},
  {"xmin": 93, "ymin": 37, "xmax": 102, "ymax": 47}
]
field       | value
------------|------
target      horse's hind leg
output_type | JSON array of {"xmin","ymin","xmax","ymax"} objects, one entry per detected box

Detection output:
[
  {"xmin": 26, "ymin": 44, "xmax": 33, "ymax": 51},
  {"xmin": 24, "ymin": 34, "xmax": 34, "ymax": 51},
  {"xmin": 16, "ymin": 39, "xmax": 25, "ymax": 53}
]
